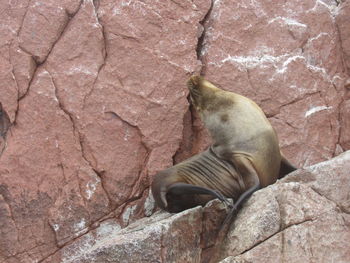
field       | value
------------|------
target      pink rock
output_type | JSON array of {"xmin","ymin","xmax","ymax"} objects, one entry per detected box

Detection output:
[
  {"xmin": 336, "ymin": 1, "xmax": 350, "ymax": 153},
  {"xmin": 336, "ymin": 1, "xmax": 350, "ymax": 72},
  {"xmin": 282, "ymin": 150, "xmax": 350, "ymax": 212},
  {"xmin": 222, "ymin": 212, "xmax": 350, "ymax": 263},
  {"xmin": 40, "ymin": 151, "xmax": 350, "ymax": 263},
  {"xmin": 10, "ymin": 42, "xmax": 36, "ymax": 99},
  {"xmin": 0, "ymin": 56, "xmax": 19, "ymax": 123},
  {"xmin": 198, "ymin": 0, "xmax": 347, "ymax": 166},
  {"xmin": 0, "ymin": 0, "xmax": 349, "ymax": 261},
  {"xmin": 42, "ymin": 208, "xmax": 203, "ymax": 263},
  {"xmin": 340, "ymin": 99, "xmax": 350, "ymax": 150},
  {"xmin": 220, "ymin": 150, "xmax": 350, "ymax": 262},
  {"xmin": 18, "ymin": 1, "xmax": 81, "ymax": 63},
  {"xmin": 0, "ymin": 0, "xmax": 210, "ymax": 261}
]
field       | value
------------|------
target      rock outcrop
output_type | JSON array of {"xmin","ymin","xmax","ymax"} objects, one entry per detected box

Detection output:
[
  {"xmin": 40, "ymin": 150, "xmax": 350, "ymax": 263},
  {"xmin": 0, "ymin": 0, "xmax": 349, "ymax": 262}
]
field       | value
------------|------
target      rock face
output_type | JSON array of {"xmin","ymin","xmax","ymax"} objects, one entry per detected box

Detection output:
[
  {"xmin": 42, "ymin": 208, "xmax": 206, "ymax": 263},
  {"xmin": 220, "ymin": 150, "xmax": 350, "ymax": 263},
  {"xmin": 336, "ymin": 0, "xmax": 350, "ymax": 150},
  {"xmin": 198, "ymin": 0, "xmax": 348, "ymax": 166},
  {"xmin": 39, "ymin": 150, "xmax": 350, "ymax": 263},
  {"xmin": 0, "ymin": 0, "xmax": 349, "ymax": 262}
]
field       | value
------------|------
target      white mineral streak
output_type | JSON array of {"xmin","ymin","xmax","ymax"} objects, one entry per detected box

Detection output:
[
  {"xmin": 305, "ymin": 105, "xmax": 332, "ymax": 117},
  {"xmin": 144, "ymin": 190, "xmax": 155, "ymax": 216},
  {"xmin": 268, "ymin": 16, "xmax": 307, "ymax": 28},
  {"xmin": 122, "ymin": 205, "xmax": 137, "ymax": 225},
  {"xmin": 86, "ymin": 177, "xmax": 99, "ymax": 200}
]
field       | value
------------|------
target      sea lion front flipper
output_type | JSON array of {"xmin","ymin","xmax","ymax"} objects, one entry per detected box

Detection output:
[
  {"xmin": 210, "ymin": 156, "xmax": 261, "ymax": 263},
  {"xmin": 168, "ymin": 182, "xmax": 231, "ymax": 207},
  {"xmin": 278, "ymin": 153, "xmax": 297, "ymax": 179},
  {"xmin": 220, "ymin": 155, "xmax": 260, "ymax": 223}
]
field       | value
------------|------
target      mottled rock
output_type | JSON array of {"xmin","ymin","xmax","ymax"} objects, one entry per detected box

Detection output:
[
  {"xmin": 198, "ymin": 0, "xmax": 347, "ymax": 166},
  {"xmin": 18, "ymin": 1, "xmax": 80, "ymax": 64},
  {"xmin": 221, "ymin": 212, "xmax": 350, "ymax": 263},
  {"xmin": 336, "ymin": 1, "xmax": 350, "ymax": 72},
  {"xmin": 43, "ymin": 208, "xmax": 203, "ymax": 263},
  {"xmin": 0, "ymin": 0, "xmax": 349, "ymax": 261},
  {"xmin": 281, "ymin": 150, "xmax": 350, "ymax": 212},
  {"xmin": 340, "ymin": 99, "xmax": 350, "ymax": 150},
  {"xmin": 219, "ymin": 151, "xmax": 350, "ymax": 263},
  {"xmin": 336, "ymin": 1, "xmax": 350, "ymax": 151},
  {"xmin": 218, "ymin": 181, "xmax": 336, "ymax": 260},
  {"xmin": 40, "ymin": 151, "xmax": 350, "ymax": 263},
  {"xmin": 0, "ymin": 0, "xmax": 211, "ymax": 261}
]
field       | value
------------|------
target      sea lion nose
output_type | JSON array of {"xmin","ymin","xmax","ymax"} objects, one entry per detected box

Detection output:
[{"xmin": 189, "ymin": 75, "xmax": 201, "ymax": 86}]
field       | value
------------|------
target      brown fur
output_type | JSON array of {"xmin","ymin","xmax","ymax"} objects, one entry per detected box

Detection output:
[
  {"xmin": 151, "ymin": 76, "xmax": 296, "ymax": 261},
  {"xmin": 152, "ymin": 148, "xmax": 244, "ymax": 212}
]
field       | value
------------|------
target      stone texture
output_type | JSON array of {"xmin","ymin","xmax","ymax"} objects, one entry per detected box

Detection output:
[
  {"xmin": 281, "ymin": 150, "xmax": 350, "ymax": 213},
  {"xmin": 0, "ymin": 0, "xmax": 211, "ymax": 261},
  {"xmin": 0, "ymin": 0, "xmax": 349, "ymax": 262},
  {"xmin": 37, "ymin": 151, "xmax": 350, "ymax": 263},
  {"xmin": 218, "ymin": 181, "xmax": 337, "ymax": 260},
  {"xmin": 337, "ymin": 0, "xmax": 350, "ymax": 150},
  {"xmin": 336, "ymin": 0, "xmax": 350, "ymax": 72},
  {"xmin": 42, "ymin": 207, "xmax": 204, "ymax": 263},
  {"xmin": 221, "ymin": 212, "xmax": 350, "ymax": 263},
  {"xmin": 340, "ymin": 98, "xmax": 350, "ymax": 149},
  {"xmin": 219, "ymin": 150, "xmax": 350, "ymax": 263},
  {"xmin": 197, "ymin": 0, "xmax": 348, "ymax": 166}
]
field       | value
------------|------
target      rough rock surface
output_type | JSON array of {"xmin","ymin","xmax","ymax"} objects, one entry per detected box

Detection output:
[
  {"xmin": 39, "ymin": 150, "xmax": 350, "ymax": 263},
  {"xmin": 220, "ymin": 150, "xmax": 350, "ymax": 263},
  {"xmin": 42, "ymin": 208, "xmax": 205, "ymax": 263},
  {"xmin": 0, "ymin": 0, "xmax": 349, "ymax": 262},
  {"xmin": 41, "ymin": 199, "xmax": 228, "ymax": 263},
  {"xmin": 336, "ymin": 0, "xmax": 350, "ymax": 150},
  {"xmin": 196, "ymin": 0, "xmax": 348, "ymax": 166}
]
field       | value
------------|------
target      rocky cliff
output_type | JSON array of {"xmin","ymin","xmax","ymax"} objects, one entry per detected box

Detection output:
[
  {"xmin": 0, "ymin": 0, "xmax": 349, "ymax": 262},
  {"xmin": 41, "ymin": 150, "xmax": 350, "ymax": 262}
]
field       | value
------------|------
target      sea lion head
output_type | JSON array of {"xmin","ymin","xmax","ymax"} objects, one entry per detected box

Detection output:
[{"xmin": 187, "ymin": 75, "xmax": 220, "ymax": 112}]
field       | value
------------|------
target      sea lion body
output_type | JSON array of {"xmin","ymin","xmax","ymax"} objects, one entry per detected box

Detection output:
[
  {"xmin": 152, "ymin": 76, "xmax": 295, "ymax": 213},
  {"xmin": 152, "ymin": 148, "xmax": 244, "ymax": 212},
  {"xmin": 192, "ymin": 80, "xmax": 281, "ymax": 187}
]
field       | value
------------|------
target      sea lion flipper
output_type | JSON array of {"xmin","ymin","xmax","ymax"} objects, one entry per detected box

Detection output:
[
  {"xmin": 279, "ymin": 153, "xmax": 297, "ymax": 179},
  {"xmin": 219, "ymin": 155, "xmax": 261, "ymax": 221},
  {"xmin": 210, "ymin": 156, "xmax": 261, "ymax": 263},
  {"xmin": 168, "ymin": 182, "xmax": 230, "ymax": 205}
]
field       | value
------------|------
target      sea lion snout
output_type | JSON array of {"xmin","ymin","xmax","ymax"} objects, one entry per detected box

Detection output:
[
  {"xmin": 187, "ymin": 75, "xmax": 203, "ymax": 110},
  {"xmin": 188, "ymin": 75, "xmax": 202, "ymax": 86},
  {"xmin": 187, "ymin": 75, "xmax": 202, "ymax": 93}
]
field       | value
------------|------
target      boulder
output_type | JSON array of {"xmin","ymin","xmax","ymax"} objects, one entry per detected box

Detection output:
[{"xmin": 41, "ymin": 151, "xmax": 350, "ymax": 263}]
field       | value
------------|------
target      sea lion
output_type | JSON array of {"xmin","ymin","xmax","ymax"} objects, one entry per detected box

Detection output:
[
  {"xmin": 152, "ymin": 147, "xmax": 241, "ymax": 213},
  {"xmin": 151, "ymin": 76, "xmax": 296, "ymax": 261},
  {"xmin": 152, "ymin": 76, "xmax": 295, "ymax": 213}
]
